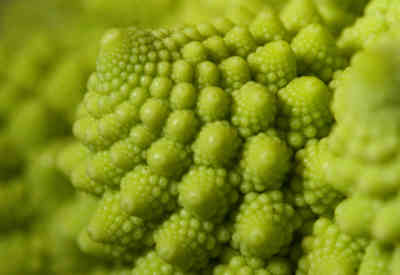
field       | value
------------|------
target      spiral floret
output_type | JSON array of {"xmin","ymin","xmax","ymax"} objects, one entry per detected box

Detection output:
[
  {"xmin": 239, "ymin": 132, "xmax": 292, "ymax": 193},
  {"xmin": 232, "ymin": 191, "xmax": 299, "ymax": 259},
  {"xmin": 154, "ymin": 209, "xmax": 220, "ymax": 270},
  {"xmin": 277, "ymin": 76, "xmax": 333, "ymax": 149},
  {"xmin": 296, "ymin": 218, "xmax": 368, "ymax": 275},
  {"xmin": 291, "ymin": 24, "xmax": 347, "ymax": 81},
  {"xmin": 214, "ymin": 253, "xmax": 292, "ymax": 275},
  {"xmin": 289, "ymin": 139, "xmax": 344, "ymax": 216}
]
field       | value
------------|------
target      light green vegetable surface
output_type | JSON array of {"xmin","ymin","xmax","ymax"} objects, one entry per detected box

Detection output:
[{"xmin": 1, "ymin": 0, "xmax": 400, "ymax": 274}]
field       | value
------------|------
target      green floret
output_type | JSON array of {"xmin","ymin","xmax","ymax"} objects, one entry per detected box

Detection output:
[
  {"xmin": 277, "ymin": 76, "xmax": 333, "ymax": 149},
  {"xmin": 114, "ymin": 125, "xmax": 157, "ymax": 166},
  {"xmin": 324, "ymin": 110, "xmax": 400, "ymax": 197},
  {"xmin": 337, "ymin": 0, "xmax": 400, "ymax": 53},
  {"xmin": 182, "ymin": 41, "xmax": 210, "ymax": 64},
  {"xmin": 289, "ymin": 139, "xmax": 344, "ymax": 216},
  {"xmin": 214, "ymin": 254, "xmax": 292, "ymax": 275},
  {"xmin": 195, "ymin": 61, "xmax": 221, "ymax": 88},
  {"xmin": 296, "ymin": 218, "xmax": 368, "ymax": 275},
  {"xmin": 232, "ymin": 82, "xmax": 277, "ymax": 138},
  {"xmin": 87, "ymin": 191, "xmax": 154, "ymax": 249},
  {"xmin": 171, "ymin": 61, "xmax": 195, "ymax": 85},
  {"xmin": 192, "ymin": 121, "xmax": 242, "ymax": 168},
  {"xmin": 335, "ymin": 196, "xmax": 383, "ymax": 238},
  {"xmin": 170, "ymin": 83, "xmax": 198, "ymax": 110},
  {"xmin": 332, "ymin": 44, "xmax": 400, "ymax": 122},
  {"xmin": 86, "ymin": 150, "xmax": 125, "ymax": 187},
  {"xmin": 312, "ymin": 0, "xmax": 369, "ymax": 34},
  {"xmin": 132, "ymin": 250, "xmax": 196, "ymax": 275},
  {"xmin": 178, "ymin": 166, "xmax": 239, "ymax": 221},
  {"xmin": 164, "ymin": 110, "xmax": 200, "ymax": 144},
  {"xmin": 57, "ymin": 142, "xmax": 92, "ymax": 178},
  {"xmin": 120, "ymin": 165, "xmax": 178, "ymax": 219},
  {"xmin": 280, "ymin": 0, "xmax": 323, "ymax": 36},
  {"xmin": 219, "ymin": 56, "xmax": 251, "ymax": 92},
  {"xmin": 197, "ymin": 86, "xmax": 231, "ymax": 122},
  {"xmin": 232, "ymin": 191, "xmax": 299, "ymax": 259},
  {"xmin": 338, "ymin": 13, "xmax": 389, "ymax": 53},
  {"xmin": 211, "ymin": 17, "xmax": 235, "ymax": 35},
  {"xmin": 78, "ymin": 230, "xmax": 138, "ymax": 263},
  {"xmin": 291, "ymin": 24, "xmax": 347, "ymax": 82},
  {"xmin": 149, "ymin": 76, "xmax": 173, "ymax": 98},
  {"xmin": 70, "ymin": 157, "xmax": 106, "ymax": 196},
  {"xmin": 325, "ymin": 45, "xmax": 400, "ymax": 197},
  {"xmin": 239, "ymin": 132, "xmax": 292, "ymax": 193},
  {"xmin": 224, "ymin": 26, "xmax": 257, "ymax": 57},
  {"xmin": 146, "ymin": 137, "xmax": 192, "ymax": 178},
  {"xmin": 358, "ymin": 241, "xmax": 393, "ymax": 275},
  {"xmin": 248, "ymin": 40, "xmax": 297, "ymax": 93},
  {"xmin": 154, "ymin": 209, "xmax": 220, "ymax": 270},
  {"xmin": 74, "ymin": 102, "xmax": 141, "ymax": 151},
  {"xmin": 249, "ymin": 8, "xmax": 289, "ymax": 44},
  {"xmin": 203, "ymin": 36, "xmax": 230, "ymax": 62}
]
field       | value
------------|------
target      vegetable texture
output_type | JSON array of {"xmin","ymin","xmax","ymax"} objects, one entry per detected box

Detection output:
[
  {"xmin": 2, "ymin": 0, "xmax": 400, "ymax": 274},
  {"xmin": 62, "ymin": 1, "xmax": 376, "ymax": 273}
]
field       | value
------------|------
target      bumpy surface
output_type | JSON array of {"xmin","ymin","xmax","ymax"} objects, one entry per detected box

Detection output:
[
  {"xmin": 178, "ymin": 166, "xmax": 239, "ymax": 221},
  {"xmin": 291, "ymin": 24, "xmax": 347, "ymax": 81},
  {"xmin": 297, "ymin": 218, "xmax": 368, "ymax": 275},
  {"xmin": 132, "ymin": 251, "xmax": 196, "ymax": 275},
  {"xmin": 324, "ymin": 43, "xmax": 400, "ymax": 246},
  {"xmin": 214, "ymin": 251, "xmax": 293, "ymax": 275},
  {"xmin": 277, "ymin": 76, "xmax": 333, "ymax": 148},
  {"xmin": 239, "ymin": 132, "xmax": 292, "ymax": 192},
  {"xmin": 358, "ymin": 241, "xmax": 393, "ymax": 275},
  {"xmin": 5, "ymin": 0, "xmax": 400, "ymax": 275},
  {"xmin": 338, "ymin": 0, "xmax": 400, "ymax": 53},
  {"xmin": 154, "ymin": 209, "xmax": 222, "ymax": 270},
  {"xmin": 232, "ymin": 191, "xmax": 299, "ymax": 259},
  {"xmin": 62, "ymin": 1, "xmax": 400, "ymax": 273},
  {"xmin": 66, "ymin": 8, "xmax": 346, "ymax": 271},
  {"xmin": 289, "ymin": 139, "xmax": 344, "ymax": 216}
]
